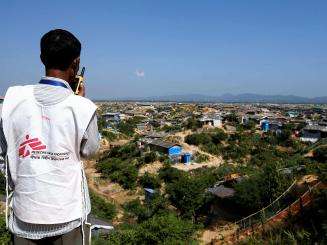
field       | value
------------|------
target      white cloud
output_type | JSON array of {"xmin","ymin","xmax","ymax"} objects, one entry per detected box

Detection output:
[{"xmin": 135, "ymin": 69, "xmax": 145, "ymax": 78}]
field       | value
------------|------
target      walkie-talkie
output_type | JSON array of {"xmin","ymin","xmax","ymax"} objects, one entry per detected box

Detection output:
[{"xmin": 74, "ymin": 67, "xmax": 85, "ymax": 95}]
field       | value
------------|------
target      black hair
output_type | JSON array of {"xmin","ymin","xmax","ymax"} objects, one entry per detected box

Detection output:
[{"xmin": 40, "ymin": 29, "xmax": 81, "ymax": 70}]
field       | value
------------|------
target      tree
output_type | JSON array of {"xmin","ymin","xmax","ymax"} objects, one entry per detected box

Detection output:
[
  {"xmin": 159, "ymin": 164, "xmax": 185, "ymax": 184},
  {"xmin": 90, "ymin": 191, "xmax": 117, "ymax": 221},
  {"xmin": 211, "ymin": 129, "xmax": 228, "ymax": 144},
  {"xmin": 97, "ymin": 116, "xmax": 107, "ymax": 131},
  {"xmin": 313, "ymin": 146, "xmax": 327, "ymax": 163},
  {"xmin": 105, "ymin": 213, "xmax": 199, "ymax": 244},
  {"xmin": 97, "ymin": 158, "xmax": 138, "ymax": 189},
  {"xmin": 124, "ymin": 195, "xmax": 169, "ymax": 222},
  {"xmin": 166, "ymin": 175, "xmax": 208, "ymax": 220},
  {"xmin": 101, "ymin": 130, "xmax": 117, "ymax": 141},
  {"xmin": 144, "ymin": 152, "xmax": 157, "ymax": 163},
  {"xmin": 138, "ymin": 213, "xmax": 199, "ymax": 244},
  {"xmin": 233, "ymin": 176, "xmax": 262, "ymax": 212},
  {"xmin": 233, "ymin": 162, "xmax": 292, "ymax": 212},
  {"xmin": 225, "ymin": 113, "xmax": 239, "ymax": 124},
  {"xmin": 185, "ymin": 133, "xmax": 212, "ymax": 145},
  {"xmin": 0, "ymin": 215, "xmax": 10, "ymax": 244},
  {"xmin": 0, "ymin": 172, "xmax": 5, "ymax": 195},
  {"xmin": 117, "ymin": 121, "xmax": 135, "ymax": 136},
  {"xmin": 184, "ymin": 117, "xmax": 201, "ymax": 130},
  {"xmin": 139, "ymin": 172, "xmax": 161, "ymax": 189}
]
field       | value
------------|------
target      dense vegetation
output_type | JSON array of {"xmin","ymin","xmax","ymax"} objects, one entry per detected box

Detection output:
[
  {"xmin": 97, "ymin": 158, "xmax": 138, "ymax": 189},
  {"xmin": 90, "ymin": 191, "xmax": 116, "ymax": 221},
  {"xmin": 96, "ymin": 143, "xmax": 141, "ymax": 189},
  {"xmin": 233, "ymin": 162, "xmax": 292, "ymax": 212},
  {"xmin": 94, "ymin": 213, "xmax": 199, "ymax": 245},
  {"xmin": 90, "ymin": 113, "xmax": 327, "ymax": 244},
  {"xmin": 117, "ymin": 116, "xmax": 145, "ymax": 136},
  {"xmin": 0, "ymin": 172, "xmax": 5, "ymax": 195},
  {"xmin": 313, "ymin": 145, "xmax": 327, "ymax": 162},
  {"xmin": 185, "ymin": 128, "xmax": 227, "ymax": 146},
  {"xmin": 0, "ymin": 214, "xmax": 10, "ymax": 244},
  {"xmin": 238, "ymin": 188, "xmax": 327, "ymax": 244}
]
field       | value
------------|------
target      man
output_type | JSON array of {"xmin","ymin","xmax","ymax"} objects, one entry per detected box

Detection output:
[{"xmin": 0, "ymin": 29, "xmax": 99, "ymax": 245}]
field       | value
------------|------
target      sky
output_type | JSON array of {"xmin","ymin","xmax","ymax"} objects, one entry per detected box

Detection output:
[{"xmin": 0, "ymin": 0, "xmax": 326, "ymax": 99}]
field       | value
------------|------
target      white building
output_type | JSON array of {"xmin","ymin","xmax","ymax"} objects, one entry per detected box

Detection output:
[
  {"xmin": 199, "ymin": 115, "xmax": 223, "ymax": 128},
  {"xmin": 300, "ymin": 125, "xmax": 327, "ymax": 143}
]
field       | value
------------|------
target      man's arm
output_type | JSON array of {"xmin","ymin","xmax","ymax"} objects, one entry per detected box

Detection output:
[
  {"xmin": 80, "ymin": 113, "xmax": 100, "ymax": 159},
  {"xmin": 0, "ymin": 120, "xmax": 7, "ymax": 165}
]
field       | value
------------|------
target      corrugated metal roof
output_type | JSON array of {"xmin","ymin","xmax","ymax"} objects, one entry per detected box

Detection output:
[
  {"xmin": 304, "ymin": 125, "xmax": 327, "ymax": 132},
  {"xmin": 208, "ymin": 185, "xmax": 235, "ymax": 198},
  {"xmin": 149, "ymin": 139, "xmax": 181, "ymax": 149}
]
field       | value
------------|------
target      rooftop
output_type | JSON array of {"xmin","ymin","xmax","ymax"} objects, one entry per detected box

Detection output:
[
  {"xmin": 148, "ymin": 139, "xmax": 181, "ymax": 149},
  {"xmin": 304, "ymin": 125, "xmax": 327, "ymax": 132},
  {"xmin": 208, "ymin": 185, "xmax": 235, "ymax": 198}
]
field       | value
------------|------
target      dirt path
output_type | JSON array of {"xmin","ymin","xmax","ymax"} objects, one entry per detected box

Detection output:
[
  {"xmin": 138, "ymin": 161, "xmax": 163, "ymax": 176},
  {"xmin": 172, "ymin": 130, "xmax": 224, "ymax": 171}
]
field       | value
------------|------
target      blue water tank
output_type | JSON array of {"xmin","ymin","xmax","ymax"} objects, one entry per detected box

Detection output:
[
  {"xmin": 168, "ymin": 145, "xmax": 182, "ymax": 156},
  {"xmin": 261, "ymin": 120, "xmax": 270, "ymax": 132},
  {"xmin": 182, "ymin": 153, "xmax": 192, "ymax": 165}
]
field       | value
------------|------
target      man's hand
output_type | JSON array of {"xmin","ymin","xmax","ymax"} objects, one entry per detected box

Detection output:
[{"xmin": 77, "ymin": 83, "xmax": 85, "ymax": 97}]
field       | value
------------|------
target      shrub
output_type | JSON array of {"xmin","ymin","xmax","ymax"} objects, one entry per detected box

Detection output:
[
  {"xmin": 101, "ymin": 130, "xmax": 117, "ymax": 141},
  {"xmin": 184, "ymin": 117, "xmax": 202, "ymax": 130},
  {"xmin": 185, "ymin": 133, "xmax": 212, "ymax": 145},
  {"xmin": 159, "ymin": 164, "xmax": 185, "ymax": 184},
  {"xmin": 107, "ymin": 143, "xmax": 140, "ymax": 160},
  {"xmin": 117, "ymin": 116, "xmax": 145, "ymax": 136},
  {"xmin": 233, "ymin": 162, "xmax": 293, "ymax": 212},
  {"xmin": 313, "ymin": 145, "xmax": 327, "ymax": 163},
  {"xmin": 0, "ymin": 215, "xmax": 11, "ymax": 244},
  {"xmin": 124, "ymin": 195, "xmax": 169, "ymax": 223},
  {"xmin": 90, "ymin": 191, "xmax": 117, "ymax": 221},
  {"xmin": 105, "ymin": 213, "xmax": 199, "ymax": 244},
  {"xmin": 166, "ymin": 175, "xmax": 209, "ymax": 220},
  {"xmin": 139, "ymin": 172, "xmax": 161, "ymax": 189},
  {"xmin": 194, "ymin": 153, "xmax": 209, "ymax": 163},
  {"xmin": 144, "ymin": 152, "xmax": 157, "ymax": 163},
  {"xmin": 211, "ymin": 129, "xmax": 228, "ymax": 143},
  {"xmin": 201, "ymin": 142, "xmax": 223, "ymax": 156},
  {"xmin": 97, "ymin": 159, "xmax": 138, "ymax": 189},
  {"xmin": 0, "ymin": 172, "xmax": 5, "ymax": 195}
]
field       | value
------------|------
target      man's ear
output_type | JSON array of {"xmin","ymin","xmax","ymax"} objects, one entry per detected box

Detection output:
[
  {"xmin": 40, "ymin": 54, "xmax": 45, "ymax": 65},
  {"xmin": 71, "ymin": 57, "xmax": 80, "ymax": 75}
]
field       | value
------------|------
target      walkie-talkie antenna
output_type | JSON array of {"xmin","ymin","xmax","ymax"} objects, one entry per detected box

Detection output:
[{"xmin": 80, "ymin": 67, "xmax": 85, "ymax": 77}]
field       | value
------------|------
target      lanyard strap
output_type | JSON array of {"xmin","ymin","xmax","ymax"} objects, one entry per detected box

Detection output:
[{"xmin": 39, "ymin": 79, "xmax": 69, "ymax": 89}]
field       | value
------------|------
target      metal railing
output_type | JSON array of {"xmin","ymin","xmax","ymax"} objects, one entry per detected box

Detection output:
[
  {"xmin": 215, "ymin": 180, "xmax": 297, "ymax": 240},
  {"xmin": 215, "ymin": 180, "xmax": 324, "ymax": 242}
]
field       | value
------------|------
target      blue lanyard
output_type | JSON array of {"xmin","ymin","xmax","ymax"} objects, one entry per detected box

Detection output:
[{"xmin": 39, "ymin": 79, "xmax": 69, "ymax": 89}]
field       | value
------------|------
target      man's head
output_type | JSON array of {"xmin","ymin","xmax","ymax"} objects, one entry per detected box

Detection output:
[{"xmin": 40, "ymin": 29, "xmax": 81, "ymax": 83}]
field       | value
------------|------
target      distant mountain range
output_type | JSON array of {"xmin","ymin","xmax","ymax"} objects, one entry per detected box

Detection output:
[{"xmin": 107, "ymin": 93, "xmax": 327, "ymax": 104}]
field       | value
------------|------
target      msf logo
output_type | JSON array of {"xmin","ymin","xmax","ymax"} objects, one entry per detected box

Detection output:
[{"xmin": 19, "ymin": 135, "xmax": 47, "ymax": 158}]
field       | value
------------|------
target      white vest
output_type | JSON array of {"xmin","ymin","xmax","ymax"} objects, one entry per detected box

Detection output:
[{"xmin": 1, "ymin": 85, "xmax": 96, "ymax": 224}]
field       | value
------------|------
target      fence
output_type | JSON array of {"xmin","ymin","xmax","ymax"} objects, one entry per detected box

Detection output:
[{"xmin": 214, "ymin": 181, "xmax": 323, "ymax": 243}]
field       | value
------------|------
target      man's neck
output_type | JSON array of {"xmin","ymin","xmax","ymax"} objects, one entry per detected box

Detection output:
[{"xmin": 45, "ymin": 69, "xmax": 71, "ymax": 83}]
